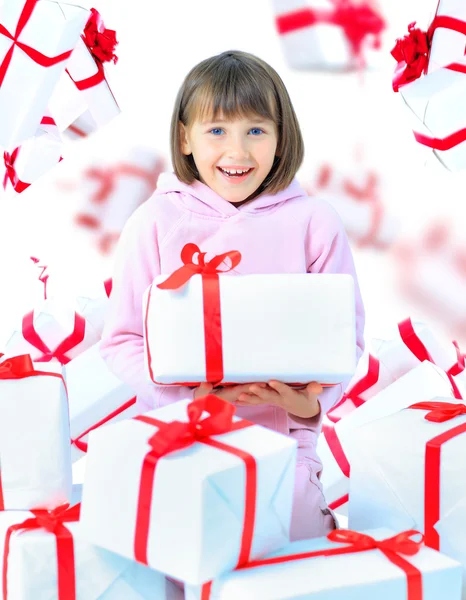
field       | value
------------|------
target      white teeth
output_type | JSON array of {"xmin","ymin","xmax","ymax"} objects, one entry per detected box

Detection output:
[{"xmin": 220, "ymin": 167, "xmax": 251, "ymax": 176}]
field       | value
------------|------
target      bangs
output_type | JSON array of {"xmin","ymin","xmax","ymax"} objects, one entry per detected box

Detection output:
[{"xmin": 185, "ymin": 70, "xmax": 277, "ymax": 126}]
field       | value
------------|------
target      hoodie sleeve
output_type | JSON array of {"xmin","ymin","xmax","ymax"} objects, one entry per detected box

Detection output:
[
  {"xmin": 287, "ymin": 200, "xmax": 365, "ymax": 430},
  {"xmin": 99, "ymin": 200, "xmax": 195, "ymax": 412}
]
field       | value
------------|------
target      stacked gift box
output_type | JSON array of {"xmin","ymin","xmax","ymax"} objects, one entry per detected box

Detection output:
[{"xmin": 2, "ymin": 240, "xmax": 466, "ymax": 598}]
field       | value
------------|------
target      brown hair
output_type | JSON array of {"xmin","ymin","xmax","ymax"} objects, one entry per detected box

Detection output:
[{"xmin": 170, "ymin": 50, "xmax": 304, "ymax": 199}]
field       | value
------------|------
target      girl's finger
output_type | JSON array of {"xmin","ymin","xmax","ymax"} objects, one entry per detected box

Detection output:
[
  {"xmin": 248, "ymin": 385, "xmax": 277, "ymax": 402},
  {"xmin": 306, "ymin": 381, "xmax": 323, "ymax": 394},
  {"xmin": 268, "ymin": 380, "xmax": 292, "ymax": 397}
]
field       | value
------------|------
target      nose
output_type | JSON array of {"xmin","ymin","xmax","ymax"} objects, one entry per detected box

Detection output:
[{"xmin": 225, "ymin": 132, "xmax": 250, "ymax": 159}]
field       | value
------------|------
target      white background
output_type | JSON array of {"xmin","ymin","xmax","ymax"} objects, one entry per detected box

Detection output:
[{"xmin": 1, "ymin": 0, "xmax": 465, "ymax": 352}]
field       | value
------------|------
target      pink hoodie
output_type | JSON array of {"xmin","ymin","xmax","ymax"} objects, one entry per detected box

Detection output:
[{"xmin": 100, "ymin": 172, "xmax": 365, "ymax": 441}]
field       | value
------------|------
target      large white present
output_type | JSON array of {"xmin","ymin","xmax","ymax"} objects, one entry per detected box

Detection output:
[
  {"xmin": 1, "ymin": 297, "xmax": 101, "ymax": 364},
  {"xmin": 347, "ymin": 396, "xmax": 466, "ymax": 589},
  {"xmin": 66, "ymin": 342, "xmax": 138, "ymax": 462},
  {"xmin": 318, "ymin": 361, "xmax": 457, "ymax": 511},
  {"xmin": 0, "ymin": 355, "xmax": 72, "ymax": 510},
  {"xmin": 272, "ymin": 0, "xmax": 386, "ymax": 72},
  {"xmin": 185, "ymin": 527, "xmax": 462, "ymax": 600},
  {"xmin": 80, "ymin": 396, "xmax": 297, "ymax": 585},
  {"xmin": 3, "ymin": 114, "xmax": 63, "ymax": 194},
  {"xmin": 144, "ymin": 246, "xmax": 356, "ymax": 385},
  {"xmin": 49, "ymin": 8, "xmax": 119, "ymax": 133},
  {"xmin": 0, "ymin": 0, "xmax": 90, "ymax": 149},
  {"xmin": 0, "ymin": 506, "xmax": 184, "ymax": 600}
]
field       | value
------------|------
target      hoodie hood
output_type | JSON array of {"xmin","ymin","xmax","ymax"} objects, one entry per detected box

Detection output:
[{"xmin": 154, "ymin": 171, "xmax": 308, "ymax": 218}]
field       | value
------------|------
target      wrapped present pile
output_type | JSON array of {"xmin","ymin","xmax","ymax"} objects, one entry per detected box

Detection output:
[
  {"xmin": 0, "ymin": 0, "xmax": 120, "ymax": 195},
  {"xmin": 2, "ymin": 241, "xmax": 466, "ymax": 598},
  {"xmin": 391, "ymin": 0, "xmax": 466, "ymax": 171}
]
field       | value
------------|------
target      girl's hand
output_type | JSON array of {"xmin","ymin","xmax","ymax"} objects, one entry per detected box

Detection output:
[
  {"xmin": 237, "ymin": 380, "xmax": 323, "ymax": 419},
  {"xmin": 193, "ymin": 382, "xmax": 268, "ymax": 403}
]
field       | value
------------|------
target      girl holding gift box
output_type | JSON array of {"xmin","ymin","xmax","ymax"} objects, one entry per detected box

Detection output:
[{"xmin": 100, "ymin": 50, "xmax": 365, "ymax": 541}]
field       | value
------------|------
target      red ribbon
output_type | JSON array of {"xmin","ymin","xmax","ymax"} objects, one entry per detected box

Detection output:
[
  {"xmin": 398, "ymin": 318, "xmax": 463, "ymax": 400},
  {"xmin": 410, "ymin": 400, "xmax": 466, "ymax": 423},
  {"xmin": 104, "ymin": 277, "xmax": 113, "ymax": 297},
  {"xmin": 2, "ymin": 503, "xmax": 80, "ymax": 600},
  {"xmin": 21, "ymin": 310, "xmax": 86, "ymax": 365},
  {"xmin": 0, "ymin": 0, "xmax": 74, "ymax": 87},
  {"xmin": 391, "ymin": 22, "xmax": 429, "ymax": 92},
  {"xmin": 275, "ymin": 1, "xmax": 386, "ymax": 64},
  {"xmin": 343, "ymin": 172, "xmax": 385, "ymax": 247},
  {"xmin": 132, "ymin": 395, "xmax": 257, "ymax": 571},
  {"xmin": 152, "ymin": 243, "xmax": 241, "ymax": 384},
  {"xmin": 84, "ymin": 163, "xmax": 161, "ymax": 204},
  {"xmin": 3, "ymin": 148, "xmax": 30, "ymax": 193},
  {"xmin": 202, "ymin": 529, "xmax": 423, "ymax": 600}
]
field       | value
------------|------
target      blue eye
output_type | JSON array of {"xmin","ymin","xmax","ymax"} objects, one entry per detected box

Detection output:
[
  {"xmin": 249, "ymin": 128, "xmax": 264, "ymax": 135},
  {"xmin": 210, "ymin": 128, "xmax": 224, "ymax": 135}
]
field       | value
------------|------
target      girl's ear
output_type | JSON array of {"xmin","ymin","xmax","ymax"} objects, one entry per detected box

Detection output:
[{"xmin": 179, "ymin": 122, "xmax": 192, "ymax": 155}]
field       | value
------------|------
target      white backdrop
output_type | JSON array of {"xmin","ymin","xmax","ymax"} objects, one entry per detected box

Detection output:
[{"xmin": 1, "ymin": 0, "xmax": 465, "ymax": 351}]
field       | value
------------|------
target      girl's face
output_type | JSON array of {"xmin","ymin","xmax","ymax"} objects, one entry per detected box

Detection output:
[{"xmin": 180, "ymin": 112, "xmax": 278, "ymax": 203}]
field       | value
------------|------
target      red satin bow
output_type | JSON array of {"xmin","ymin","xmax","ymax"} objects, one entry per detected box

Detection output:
[
  {"xmin": 0, "ymin": 354, "xmax": 35, "ymax": 379},
  {"xmin": 327, "ymin": 528, "xmax": 423, "ymax": 555},
  {"xmin": 157, "ymin": 243, "xmax": 242, "ymax": 290},
  {"xmin": 333, "ymin": 0, "xmax": 386, "ymax": 60},
  {"xmin": 148, "ymin": 395, "xmax": 236, "ymax": 457},
  {"xmin": 410, "ymin": 401, "xmax": 466, "ymax": 422},
  {"xmin": 3, "ymin": 149, "xmax": 30, "ymax": 193},
  {"xmin": 391, "ymin": 22, "xmax": 429, "ymax": 91},
  {"xmin": 82, "ymin": 8, "xmax": 118, "ymax": 64}
]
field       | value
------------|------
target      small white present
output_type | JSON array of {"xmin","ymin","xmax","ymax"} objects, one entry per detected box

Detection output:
[
  {"xmin": 0, "ymin": 505, "xmax": 184, "ymax": 600},
  {"xmin": 318, "ymin": 361, "xmax": 457, "ymax": 511},
  {"xmin": 65, "ymin": 342, "xmax": 137, "ymax": 462},
  {"xmin": 347, "ymin": 396, "xmax": 466, "ymax": 570},
  {"xmin": 1, "ymin": 297, "xmax": 101, "ymax": 365},
  {"xmin": 427, "ymin": 0, "xmax": 466, "ymax": 73},
  {"xmin": 0, "ymin": 0, "xmax": 90, "ymax": 149},
  {"xmin": 62, "ymin": 110, "xmax": 98, "ymax": 140},
  {"xmin": 80, "ymin": 396, "xmax": 297, "ymax": 585},
  {"xmin": 3, "ymin": 113, "xmax": 63, "ymax": 194},
  {"xmin": 144, "ymin": 244, "xmax": 356, "ymax": 385},
  {"xmin": 272, "ymin": 0, "xmax": 386, "ymax": 72},
  {"xmin": 185, "ymin": 527, "xmax": 462, "ymax": 600},
  {"xmin": 49, "ymin": 8, "xmax": 120, "ymax": 133},
  {"xmin": 0, "ymin": 355, "xmax": 72, "ymax": 510}
]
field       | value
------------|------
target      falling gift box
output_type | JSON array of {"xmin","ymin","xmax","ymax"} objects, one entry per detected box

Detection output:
[
  {"xmin": 1, "ymin": 297, "xmax": 101, "ymax": 365},
  {"xmin": 0, "ymin": 0, "xmax": 90, "ymax": 149},
  {"xmin": 49, "ymin": 8, "xmax": 120, "ymax": 135},
  {"xmin": 65, "ymin": 342, "xmax": 137, "ymax": 462},
  {"xmin": 318, "ymin": 360, "xmax": 457, "ymax": 512},
  {"xmin": 186, "ymin": 528, "xmax": 462, "ymax": 600},
  {"xmin": 0, "ymin": 355, "xmax": 72, "ymax": 510},
  {"xmin": 2, "ymin": 114, "xmax": 63, "ymax": 194},
  {"xmin": 272, "ymin": 0, "xmax": 386, "ymax": 72},
  {"xmin": 347, "ymin": 397, "xmax": 466, "ymax": 593},
  {"xmin": 392, "ymin": 3, "xmax": 466, "ymax": 171},
  {"xmin": 144, "ymin": 243, "xmax": 356, "ymax": 386},
  {"xmin": 79, "ymin": 396, "xmax": 297, "ymax": 585},
  {"xmin": 0, "ymin": 505, "xmax": 185, "ymax": 600}
]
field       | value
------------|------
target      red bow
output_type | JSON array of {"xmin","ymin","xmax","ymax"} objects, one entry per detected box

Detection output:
[
  {"xmin": 334, "ymin": 0, "xmax": 386, "ymax": 60},
  {"xmin": 409, "ymin": 401, "xmax": 466, "ymax": 422},
  {"xmin": 148, "ymin": 395, "xmax": 236, "ymax": 457},
  {"xmin": 157, "ymin": 243, "xmax": 242, "ymax": 290},
  {"xmin": 327, "ymin": 528, "xmax": 423, "ymax": 555},
  {"xmin": 391, "ymin": 22, "xmax": 429, "ymax": 91},
  {"xmin": 0, "ymin": 354, "xmax": 35, "ymax": 379},
  {"xmin": 83, "ymin": 8, "xmax": 118, "ymax": 64}
]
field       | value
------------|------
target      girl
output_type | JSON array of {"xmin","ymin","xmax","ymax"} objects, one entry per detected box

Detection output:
[{"xmin": 100, "ymin": 49, "xmax": 365, "ymax": 541}]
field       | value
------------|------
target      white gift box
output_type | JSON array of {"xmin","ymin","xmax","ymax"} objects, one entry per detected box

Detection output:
[
  {"xmin": 49, "ymin": 35, "xmax": 120, "ymax": 133},
  {"xmin": 62, "ymin": 110, "xmax": 98, "ymax": 140},
  {"xmin": 272, "ymin": 0, "xmax": 384, "ymax": 72},
  {"xmin": 2, "ymin": 297, "xmax": 101, "ymax": 364},
  {"xmin": 0, "ymin": 360, "xmax": 72, "ymax": 509},
  {"xmin": 80, "ymin": 399, "xmax": 297, "ymax": 585},
  {"xmin": 399, "ymin": 57, "xmax": 466, "ymax": 171},
  {"xmin": 347, "ymin": 398, "xmax": 466, "ymax": 572},
  {"xmin": 185, "ymin": 527, "xmax": 462, "ymax": 600},
  {"xmin": 427, "ymin": 0, "xmax": 466, "ymax": 73},
  {"xmin": 0, "ymin": 0, "xmax": 90, "ymax": 149},
  {"xmin": 144, "ymin": 273, "xmax": 356, "ymax": 385},
  {"xmin": 318, "ymin": 361, "xmax": 456, "ymax": 510},
  {"xmin": 66, "ymin": 342, "xmax": 137, "ymax": 462},
  {"xmin": 74, "ymin": 292, "xmax": 109, "ymax": 339},
  {"xmin": 3, "ymin": 114, "xmax": 63, "ymax": 194},
  {"xmin": 0, "ymin": 510, "xmax": 184, "ymax": 600}
]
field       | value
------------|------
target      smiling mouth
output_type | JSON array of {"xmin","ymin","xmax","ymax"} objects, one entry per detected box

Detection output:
[{"xmin": 217, "ymin": 167, "xmax": 254, "ymax": 178}]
